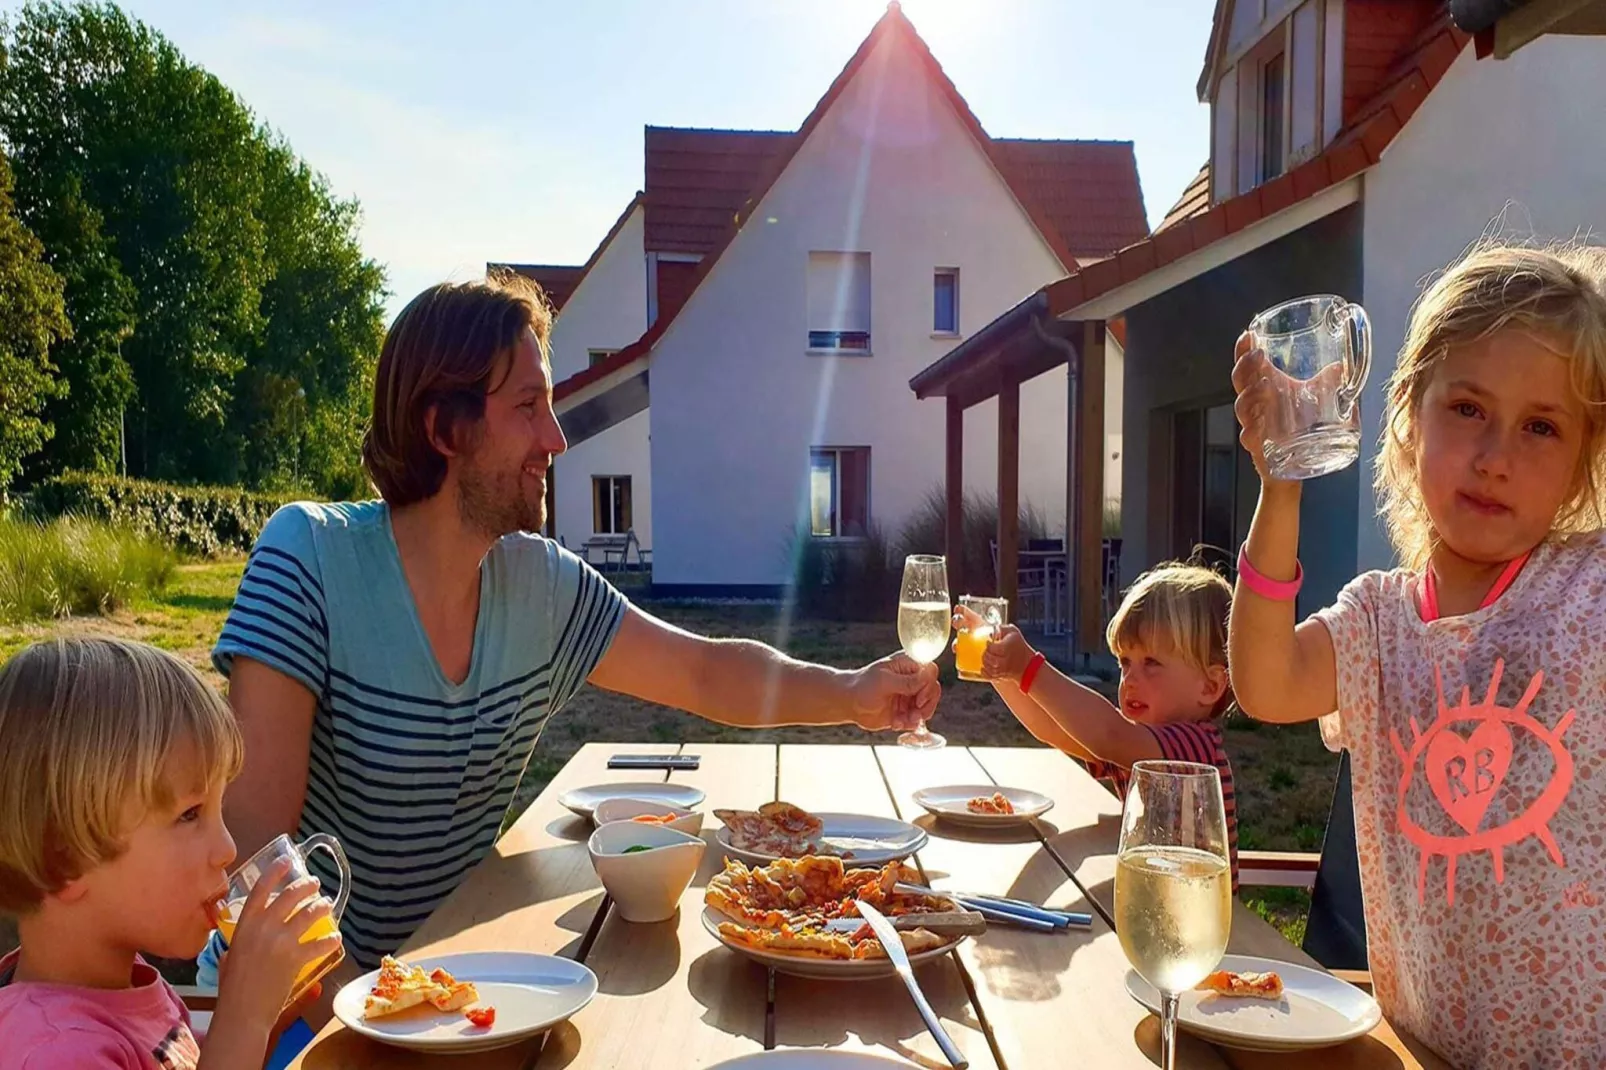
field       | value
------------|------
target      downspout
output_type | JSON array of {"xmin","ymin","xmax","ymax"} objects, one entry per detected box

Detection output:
[{"xmin": 1032, "ymin": 312, "xmax": 1081, "ymax": 664}]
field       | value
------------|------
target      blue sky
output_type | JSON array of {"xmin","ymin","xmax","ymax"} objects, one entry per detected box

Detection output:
[{"xmin": 55, "ymin": 1, "xmax": 1215, "ymax": 318}]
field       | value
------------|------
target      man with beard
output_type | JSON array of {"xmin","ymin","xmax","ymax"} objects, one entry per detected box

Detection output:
[{"xmin": 204, "ymin": 273, "xmax": 940, "ymax": 1023}]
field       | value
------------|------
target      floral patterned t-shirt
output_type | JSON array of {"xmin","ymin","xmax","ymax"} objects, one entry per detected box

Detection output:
[{"xmin": 1315, "ymin": 531, "xmax": 1606, "ymax": 1070}]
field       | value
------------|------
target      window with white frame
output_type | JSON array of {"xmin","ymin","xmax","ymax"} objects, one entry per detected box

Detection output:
[
  {"xmin": 809, "ymin": 447, "xmax": 870, "ymax": 538},
  {"xmin": 807, "ymin": 252, "xmax": 871, "ymax": 353},
  {"xmin": 592, "ymin": 475, "xmax": 632, "ymax": 534},
  {"xmin": 933, "ymin": 268, "xmax": 959, "ymax": 334}
]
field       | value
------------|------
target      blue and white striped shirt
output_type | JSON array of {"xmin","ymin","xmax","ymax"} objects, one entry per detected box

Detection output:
[{"xmin": 213, "ymin": 501, "xmax": 625, "ymax": 966}]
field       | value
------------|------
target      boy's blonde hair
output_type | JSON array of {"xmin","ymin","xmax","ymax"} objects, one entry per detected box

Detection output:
[
  {"xmin": 1106, "ymin": 562, "xmax": 1233, "ymax": 714},
  {"xmin": 0, "ymin": 638, "xmax": 243, "ymax": 915},
  {"xmin": 1377, "ymin": 240, "xmax": 1606, "ymax": 569}
]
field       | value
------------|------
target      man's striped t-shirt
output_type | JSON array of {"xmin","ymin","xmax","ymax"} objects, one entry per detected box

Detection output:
[{"xmin": 212, "ymin": 501, "xmax": 625, "ymax": 966}]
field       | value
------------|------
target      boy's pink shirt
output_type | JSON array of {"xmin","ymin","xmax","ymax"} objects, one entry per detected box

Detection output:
[
  {"xmin": 0, "ymin": 948, "xmax": 198, "ymax": 1069},
  {"xmin": 1316, "ymin": 531, "xmax": 1606, "ymax": 1069}
]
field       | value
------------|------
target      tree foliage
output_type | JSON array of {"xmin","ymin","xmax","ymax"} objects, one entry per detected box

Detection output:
[{"xmin": 0, "ymin": 1, "xmax": 386, "ymax": 495}]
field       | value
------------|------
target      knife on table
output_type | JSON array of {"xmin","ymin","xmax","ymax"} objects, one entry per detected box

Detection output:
[{"xmin": 855, "ymin": 899, "xmax": 969, "ymax": 1070}]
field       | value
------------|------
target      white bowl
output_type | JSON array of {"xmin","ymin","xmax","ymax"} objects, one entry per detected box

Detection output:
[
  {"xmin": 592, "ymin": 797, "xmax": 705, "ymax": 837},
  {"xmin": 587, "ymin": 821, "xmax": 706, "ymax": 923}
]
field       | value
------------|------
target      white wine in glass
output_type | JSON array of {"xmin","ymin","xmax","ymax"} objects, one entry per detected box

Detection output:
[
  {"xmin": 896, "ymin": 554, "xmax": 949, "ymax": 749},
  {"xmin": 1115, "ymin": 761, "xmax": 1231, "ymax": 1070}
]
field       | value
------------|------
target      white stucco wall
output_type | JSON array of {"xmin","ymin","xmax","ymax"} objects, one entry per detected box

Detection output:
[
  {"xmin": 547, "ymin": 204, "xmax": 655, "ymax": 553},
  {"xmin": 648, "ymin": 31, "xmax": 1071, "ymax": 587},
  {"xmin": 1358, "ymin": 36, "xmax": 1606, "ymax": 571}
]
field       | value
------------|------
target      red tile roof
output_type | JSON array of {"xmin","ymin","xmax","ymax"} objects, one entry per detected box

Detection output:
[
  {"xmin": 1156, "ymin": 163, "xmax": 1210, "ymax": 234},
  {"xmin": 644, "ymin": 128, "xmax": 791, "ymax": 255},
  {"xmin": 1037, "ymin": 11, "xmax": 1471, "ymax": 320},
  {"xmin": 494, "ymin": 264, "xmax": 583, "ymax": 311},
  {"xmin": 557, "ymin": 2, "xmax": 1149, "ymax": 403},
  {"xmin": 989, "ymin": 139, "xmax": 1149, "ymax": 258},
  {"xmin": 490, "ymin": 192, "xmax": 644, "ymax": 314}
]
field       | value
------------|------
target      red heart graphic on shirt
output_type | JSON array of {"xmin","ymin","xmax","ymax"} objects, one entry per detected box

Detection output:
[{"xmin": 1425, "ymin": 719, "xmax": 1514, "ymax": 833}]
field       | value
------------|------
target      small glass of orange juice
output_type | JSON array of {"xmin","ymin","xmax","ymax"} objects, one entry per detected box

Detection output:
[
  {"xmin": 218, "ymin": 832, "xmax": 350, "ymax": 1004},
  {"xmin": 954, "ymin": 595, "xmax": 1007, "ymax": 682}
]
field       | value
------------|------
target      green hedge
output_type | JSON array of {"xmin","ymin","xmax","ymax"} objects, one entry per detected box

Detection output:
[{"xmin": 23, "ymin": 473, "xmax": 293, "ymax": 557}]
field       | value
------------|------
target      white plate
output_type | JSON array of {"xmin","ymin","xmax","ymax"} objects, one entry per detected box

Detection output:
[
  {"xmin": 715, "ymin": 812, "xmax": 928, "ymax": 867},
  {"xmin": 702, "ymin": 906, "xmax": 963, "ymax": 981},
  {"xmin": 558, "ymin": 782, "xmax": 706, "ymax": 820},
  {"xmin": 332, "ymin": 951, "xmax": 598, "ymax": 1054},
  {"xmin": 910, "ymin": 784, "xmax": 1054, "ymax": 827},
  {"xmin": 1125, "ymin": 954, "xmax": 1383, "ymax": 1052},
  {"xmin": 707, "ymin": 1053, "xmax": 920, "ymax": 1068}
]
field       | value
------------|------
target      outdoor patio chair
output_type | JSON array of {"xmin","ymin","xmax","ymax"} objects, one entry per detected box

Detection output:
[
  {"xmin": 1238, "ymin": 750, "xmax": 1370, "ymax": 975},
  {"xmin": 989, "ymin": 539, "xmax": 1050, "ymax": 628},
  {"xmin": 601, "ymin": 529, "xmax": 644, "ymax": 572}
]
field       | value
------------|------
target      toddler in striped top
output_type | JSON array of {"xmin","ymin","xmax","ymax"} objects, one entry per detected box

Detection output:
[{"xmin": 961, "ymin": 562, "xmax": 1239, "ymax": 888}]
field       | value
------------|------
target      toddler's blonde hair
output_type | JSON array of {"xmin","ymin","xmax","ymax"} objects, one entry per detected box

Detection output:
[
  {"xmin": 1376, "ymin": 240, "xmax": 1606, "ymax": 569},
  {"xmin": 1106, "ymin": 562, "xmax": 1233, "ymax": 715},
  {"xmin": 0, "ymin": 638, "xmax": 243, "ymax": 914}
]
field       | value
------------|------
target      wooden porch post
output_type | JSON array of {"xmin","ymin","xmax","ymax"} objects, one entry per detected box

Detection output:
[
  {"xmin": 945, "ymin": 395, "xmax": 964, "ymax": 595},
  {"xmin": 998, "ymin": 377, "xmax": 1020, "ymax": 612},
  {"xmin": 1077, "ymin": 322, "xmax": 1107, "ymax": 653}
]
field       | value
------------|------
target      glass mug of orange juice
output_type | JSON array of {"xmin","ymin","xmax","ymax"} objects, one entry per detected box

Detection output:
[
  {"xmin": 954, "ymin": 596, "xmax": 1008, "ymax": 682},
  {"xmin": 217, "ymin": 832, "xmax": 350, "ymax": 1003}
]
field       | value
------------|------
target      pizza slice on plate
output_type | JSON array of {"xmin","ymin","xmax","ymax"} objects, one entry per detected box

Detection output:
[
  {"xmin": 362, "ymin": 955, "xmax": 495, "ymax": 1023},
  {"xmin": 1197, "ymin": 969, "xmax": 1284, "ymax": 1000}
]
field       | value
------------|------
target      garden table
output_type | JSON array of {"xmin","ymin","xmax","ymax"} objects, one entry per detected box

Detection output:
[{"xmin": 290, "ymin": 743, "xmax": 1448, "ymax": 1070}]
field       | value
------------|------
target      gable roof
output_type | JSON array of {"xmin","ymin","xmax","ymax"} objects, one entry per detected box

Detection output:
[
  {"xmin": 643, "ymin": 127, "xmax": 792, "ymax": 255},
  {"xmin": 556, "ymin": 1, "xmax": 1147, "ymax": 403},
  {"xmin": 1035, "ymin": 11, "xmax": 1468, "ymax": 323},
  {"xmin": 491, "ymin": 192, "xmax": 644, "ymax": 315}
]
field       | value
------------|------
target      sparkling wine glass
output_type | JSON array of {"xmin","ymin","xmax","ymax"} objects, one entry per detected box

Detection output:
[
  {"xmin": 896, "ymin": 554, "xmax": 949, "ymax": 749},
  {"xmin": 1115, "ymin": 761, "xmax": 1232, "ymax": 1070}
]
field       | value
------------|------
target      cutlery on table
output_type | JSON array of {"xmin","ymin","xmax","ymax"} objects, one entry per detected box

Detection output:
[
  {"xmin": 855, "ymin": 899, "xmax": 969, "ymax": 1070},
  {"xmin": 895, "ymin": 882, "xmax": 1093, "ymax": 930}
]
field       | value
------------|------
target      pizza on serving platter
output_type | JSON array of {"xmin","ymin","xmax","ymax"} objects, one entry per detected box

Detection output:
[
  {"xmin": 705, "ymin": 856, "xmax": 961, "ymax": 961},
  {"xmin": 714, "ymin": 801, "xmax": 849, "ymax": 859}
]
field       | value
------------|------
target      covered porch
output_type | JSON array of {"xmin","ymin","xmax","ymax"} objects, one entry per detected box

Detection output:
[{"xmin": 908, "ymin": 291, "xmax": 1112, "ymax": 661}]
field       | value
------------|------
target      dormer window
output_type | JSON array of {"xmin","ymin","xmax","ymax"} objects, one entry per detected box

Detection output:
[{"xmin": 1259, "ymin": 50, "xmax": 1285, "ymax": 182}]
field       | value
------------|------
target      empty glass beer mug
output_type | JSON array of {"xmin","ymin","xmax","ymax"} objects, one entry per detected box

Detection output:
[{"xmin": 1244, "ymin": 295, "xmax": 1371, "ymax": 480}]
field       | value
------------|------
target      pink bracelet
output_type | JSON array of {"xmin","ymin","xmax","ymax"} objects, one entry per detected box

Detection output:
[{"xmin": 1237, "ymin": 545, "xmax": 1303, "ymax": 601}]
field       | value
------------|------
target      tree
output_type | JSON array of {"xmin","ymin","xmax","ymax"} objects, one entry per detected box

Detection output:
[
  {"xmin": 0, "ymin": 149, "xmax": 67, "ymax": 490},
  {"xmin": 0, "ymin": 1, "xmax": 387, "ymax": 493}
]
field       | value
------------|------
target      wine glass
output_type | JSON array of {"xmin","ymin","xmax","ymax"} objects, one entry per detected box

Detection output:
[
  {"xmin": 896, "ymin": 554, "xmax": 949, "ymax": 749},
  {"xmin": 1115, "ymin": 761, "xmax": 1232, "ymax": 1070}
]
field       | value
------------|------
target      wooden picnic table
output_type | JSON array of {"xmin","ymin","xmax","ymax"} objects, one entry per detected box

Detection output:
[{"xmin": 290, "ymin": 743, "xmax": 1450, "ymax": 1070}]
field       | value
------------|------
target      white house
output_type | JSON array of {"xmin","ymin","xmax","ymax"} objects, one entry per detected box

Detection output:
[
  {"xmin": 911, "ymin": 0, "xmax": 1606, "ymax": 652},
  {"xmin": 531, "ymin": 2, "xmax": 1147, "ymax": 594}
]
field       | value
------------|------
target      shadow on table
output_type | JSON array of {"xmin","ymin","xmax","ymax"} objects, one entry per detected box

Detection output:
[
  {"xmin": 1132, "ymin": 1016, "xmax": 1415, "ymax": 1069},
  {"xmin": 963, "ymin": 845, "xmax": 1101, "ymax": 1003},
  {"xmin": 546, "ymin": 814, "xmax": 593, "ymax": 843},
  {"xmin": 584, "ymin": 910, "xmax": 683, "ymax": 995},
  {"xmin": 686, "ymin": 951, "xmax": 770, "ymax": 1044},
  {"xmin": 910, "ymin": 813, "xmax": 1057, "ymax": 846},
  {"xmin": 769, "ymin": 956, "xmax": 985, "ymax": 1066}
]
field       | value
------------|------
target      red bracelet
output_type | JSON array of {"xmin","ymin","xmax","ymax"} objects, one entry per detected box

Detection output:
[
  {"xmin": 1019, "ymin": 651, "xmax": 1048, "ymax": 695},
  {"xmin": 1237, "ymin": 545, "xmax": 1303, "ymax": 602}
]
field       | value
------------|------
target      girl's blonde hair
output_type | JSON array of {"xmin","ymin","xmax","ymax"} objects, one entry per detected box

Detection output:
[
  {"xmin": 0, "ymin": 638, "xmax": 243, "ymax": 915},
  {"xmin": 1377, "ymin": 240, "xmax": 1606, "ymax": 569},
  {"xmin": 1106, "ymin": 562, "xmax": 1233, "ymax": 713}
]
